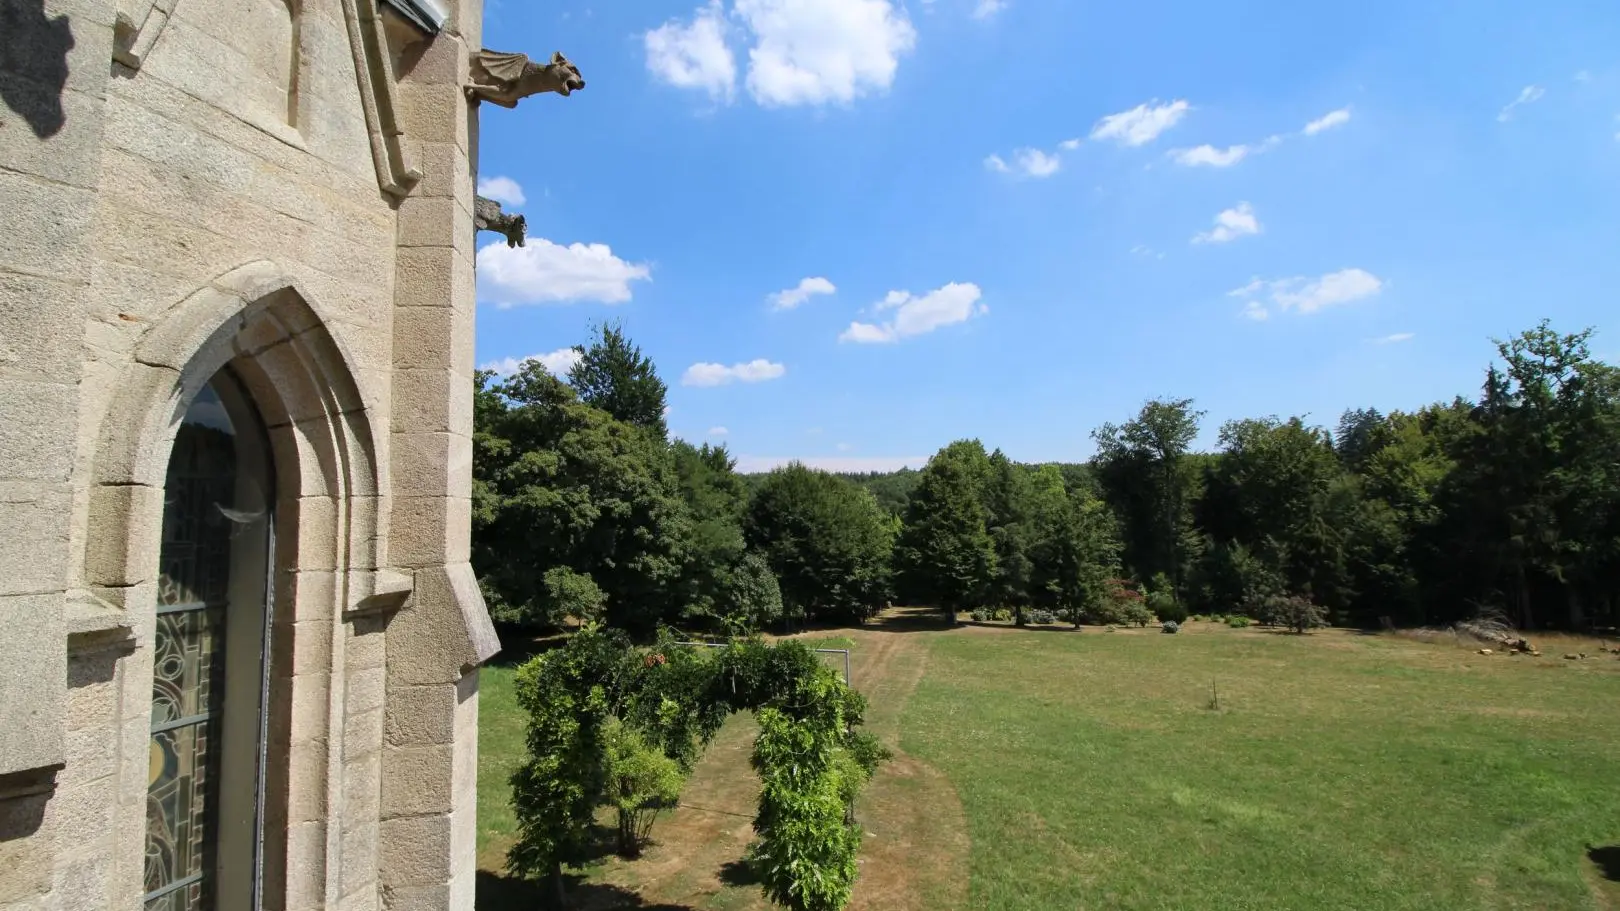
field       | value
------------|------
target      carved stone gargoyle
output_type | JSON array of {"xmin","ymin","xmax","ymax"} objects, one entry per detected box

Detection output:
[
  {"xmin": 466, "ymin": 50, "xmax": 585, "ymax": 108},
  {"xmin": 474, "ymin": 196, "xmax": 526, "ymax": 248}
]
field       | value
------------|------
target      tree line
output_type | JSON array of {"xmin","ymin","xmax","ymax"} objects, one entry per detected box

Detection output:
[{"xmin": 474, "ymin": 320, "xmax": 1619, "ymax": 636}]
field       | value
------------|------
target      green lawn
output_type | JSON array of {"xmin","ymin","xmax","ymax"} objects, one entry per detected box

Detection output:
[
  {"xmin": 904, "ymin": 625, "xmax": 1620, "ymax": 910},
  {"xmin": 476, "ymin": 621, "xmax": 1620, "ymax": 910}
]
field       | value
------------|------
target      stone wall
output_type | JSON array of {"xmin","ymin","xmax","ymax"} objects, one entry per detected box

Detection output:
[{"xmin": 0, "ymin": 0, "xmax": 495, "ymax": 907}]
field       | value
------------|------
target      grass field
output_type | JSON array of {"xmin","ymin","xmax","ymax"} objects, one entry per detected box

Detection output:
[{"xmin": 476, "ymin": 614, "xmax": 1620, "ymax": 910}]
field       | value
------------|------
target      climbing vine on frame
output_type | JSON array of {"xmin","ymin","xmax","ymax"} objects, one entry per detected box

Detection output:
[{"xmin": 505, "ymin": 626, "xmax": 889, "ymax": 911}]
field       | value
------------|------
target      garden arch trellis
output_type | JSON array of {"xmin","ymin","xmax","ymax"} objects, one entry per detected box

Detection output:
[{"xmin": 506, "ymin": 627, "xmax": 888, "ymax": 911}]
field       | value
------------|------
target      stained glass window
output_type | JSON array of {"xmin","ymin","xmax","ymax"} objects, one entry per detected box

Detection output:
[{"xmin": 145, "ymin": 383, "xmax": 238, "ymax": 911}]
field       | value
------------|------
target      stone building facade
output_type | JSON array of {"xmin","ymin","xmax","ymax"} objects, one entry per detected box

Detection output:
[{"xmin": 0, "ymin": 0, "xmax": 532, "ymax": 906}]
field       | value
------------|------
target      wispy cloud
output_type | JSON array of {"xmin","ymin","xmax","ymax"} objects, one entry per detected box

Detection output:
[
  {"xmin": 1229, "ymin": 268, "xmax": 1385, "ymax": 319},
  {"xmin": 1192, "ymin": 202, "xmax": 1261, "ymax": 245},
  {"xmin": 476, "ymin": 175, "xmax": 527, "ymax": 207},
  {"xmin": 481, "ymin": 347, "xmax": 583, "ymax": 377},
  {"xmin": 971, "ymin": 0, "xmax": 1006, "ymax": 19},
  {"xmin": 985, "ymin": 146, "xmax": 1063, "ymax": 178},
  {"xmin": 1090, "ymin": 99, "xmax": 1191, "ymax": 147},
  {"xmin": 1497, "ymin": 85, "xmax": 1545, "ymax": 122},
  {"xmin": 1303, "ymin": 107, "xmax": 1352, "ymax": 135},
  {"xmin": 769, "ymin": 276, "xmax": 837, "ymax": 310},
  {"xmin": 1371, "ymin": 332, "xmax": 1414, "ymax": 345},
  {"xmin": 1171, "ymin": 144, "xmax": 1250, "ymax": 167},
  {"xmin": 682, "ymin": 359, "xmax": 787, "ymax": 386},
  {"xmin": 841, "ymin": 282, "xmax": 987, "ymax": 343},
  {"xmin": 708, "ymin": 426, "xmax": 730, "ymax": 436}
]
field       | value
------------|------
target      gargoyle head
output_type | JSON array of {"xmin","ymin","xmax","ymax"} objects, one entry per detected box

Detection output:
[
  {"xmin": 503, "ymin": 214, "xmax": 527, "ymax": 248},
  {"xmin": 546, "ymin": 51, "xmax": 585, "ymax": 96}
]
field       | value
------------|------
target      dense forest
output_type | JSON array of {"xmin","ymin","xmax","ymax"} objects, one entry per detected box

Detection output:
[{"xmin": 473, "ymin": 320, "xmax": 1619, "ymax": 636}]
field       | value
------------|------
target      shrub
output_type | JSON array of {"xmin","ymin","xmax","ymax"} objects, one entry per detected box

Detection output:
[
  {"xmin": 1161, "ymin": 620, "xmax": 1180, "ymax": 634},
  {"xmin": 970, "ymin": 608, "xmax": 991, "ymax": 622},
  {"xmin": 992, "ymin": 608, "xmax": 1013, "ymax": 622},
  {"xmin": 601, "ymin": 716, "xmax": 685, "ymax": 857},
  {"xmin": 1254, "ymin": 594, "xmax": 1328, "ymax": 633},
  {"xmin": 1145, "ymin": 572, "xmax": 1188, "ymax": 624},
  {"xmin": 1151, "ymin": 593, "xmax": 1188, "ymax": 625},
  {"xmin": 1027, "ymin": 608, "xmax": 1057, "ymax": 625},
  {"xmin": 1226, "ymin": 616, "xmax": 1252, "ymax": 629}
]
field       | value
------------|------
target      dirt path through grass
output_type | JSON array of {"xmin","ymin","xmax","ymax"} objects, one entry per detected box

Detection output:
[{"xmin": 574, "ymin": 612, "xmax": 971, "ymax": 910}]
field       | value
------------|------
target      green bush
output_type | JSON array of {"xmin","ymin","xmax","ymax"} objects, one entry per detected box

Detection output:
[
  {"xmin": 601, "ymin": 716, "xmax": 684, "ymax": 857},
  {"xmin": 1255, "ymin": 594, "xmax": 1329, "ymax": 633},
  {"xmin": 970, "ymin": 608, "xmax": 991, "ymax": 622},
  {"xmin": 992, "ymin": 608, "xmax": 1013, "ymax": 622},
  {"xmin": 1161, "ymin": 620, "xmax": 1180, "ymax": 634},
  {"xmin": 1226, "ymin": 616, "xmax": 1253, "ymax": 629},
  {"xmin": 1027, "ymin": 608, "xmax": 1057, "ymax": 625}
]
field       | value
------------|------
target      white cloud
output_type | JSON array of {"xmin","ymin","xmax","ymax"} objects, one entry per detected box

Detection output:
[
  {"xmin": 476, "ymin": 175, "xmax": 526, "ymax": 207},
  {"xmin": 682, "ymin": 359, "xmax": 788, "ymax": 387},
  {"xmin": 645, "ymin": 1, "xmax": 738, "ymax": 103},
  {"xmin": 1172, "ymin": 144, "xmax": 1249, "ymax": 167},
  {"xmin": 1059, "ymin": 137, "xmax": 1082, "ymax": 151},
  {"xmin": 971, "ymin": 0, "xmax": 1006, "ymax": 19},
  {"xmin": 734, "ymin": 454, "xmax": 928, "ymax": 473},
  {"xmin": 1192, "ymin": 202, "xmax": 1261, "ymax": 244},
  {"xmin": 1371, "ymin": 332, "xmax": 1414, "ymax": 344},
  {"xmin": 839, "ymin": 282, "xmax": 986, "ymax": 343},
  {"xmin": 481, "ymin": 347, "xmax": 583, "ymax": 377},
  {"xmin": 1090, "ymin": 99, "xmax": 1190, "ymax": 147},
  {"xmin": 1303, "ymin": 107, "xmax": 1351, "ymax": 135},
  {"xmin": 1575, "ymin": 69, "xmax": 1592, "ymax": 83},
  {"xmin": 1130, "ymin": 244, "xmax": 1165, "ymax": 260},
  {"xmin": 735, "ymin": 0, "xmax": 917, "ymax": 107},
  {"xmin": 1230, "ymin": 268, "xmax": 1384, "ymax": 319},
  {"xmin": 477, "ymin": 239, "xmax": 652, "ymax": 307},
  {"xmin": 708, "ymin": 426, "xmax": 730, "ymax": 436},
  {"xmin": 988, "ymin": 147, "xmax": 1062, "ymax": 178},
  {"xmin": 1497, "ymin": 85, "xmax": 1545, "ymax": 122},
  {"xmin": 836, "ymin": 442, "xmax": 853, "ymax": 451},
  {"xmin": 1013, "ymin": 148, "xmax": 1060, "ymax": 177},
  {"xmin": 769, "ymin": 276, "xmax": 837, "ymax": 310}
]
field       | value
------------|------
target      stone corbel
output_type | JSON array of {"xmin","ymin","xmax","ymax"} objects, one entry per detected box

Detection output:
[
  {"xmin": 112, "ymin": 0, "xmax": 181, "ymax": 69},
  {"xmin": 346, "ymin": 568, "xmax": 415, "ymax": 619},
  {"xmin": 65, "ymin": 589, "xmax": 139, "ymax": 654}
]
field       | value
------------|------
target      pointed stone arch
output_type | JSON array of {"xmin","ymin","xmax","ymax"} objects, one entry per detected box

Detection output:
[{"xmin": 78, "ymin": 259, "xmax": 406, "ymax": 909}]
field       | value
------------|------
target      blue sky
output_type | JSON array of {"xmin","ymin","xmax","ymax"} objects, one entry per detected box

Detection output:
[{"xmin": 473, "ymin": 0, "xmax": 1620, "ymax": 472}]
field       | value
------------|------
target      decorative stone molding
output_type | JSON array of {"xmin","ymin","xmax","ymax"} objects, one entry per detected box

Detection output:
[
  {"xmin": 342, "ymin": 0, "xmax": 423, "ymax": 200},
  {"xmin": 112, "ymin": 0, "xmax": 181, "ymax": 69}
]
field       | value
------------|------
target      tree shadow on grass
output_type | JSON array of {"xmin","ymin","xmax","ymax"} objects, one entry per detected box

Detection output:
[
  {"xmin": 477, "ymin": 870, "xmax": 699, "ymax": 911},
  {"xmin": 718, "ymin": 859, "xmax": 760, "ymax": 887},
  {"xmin": 1589, "ymin": 845, "xmax": 1620, "ymax": 881},
  {"xmin": 955, "ymin": 619, "xmax": 1086, "ymax": 634}
]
